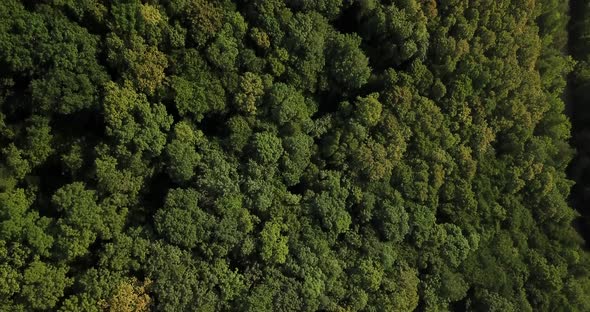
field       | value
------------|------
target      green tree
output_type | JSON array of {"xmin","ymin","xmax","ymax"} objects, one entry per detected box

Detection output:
[
  {"xmin": 21, "ymin": 261, "xmax": 71, "ymax": 310},
  {"xmin": 325, "ymin": 33, "xmax": 371, "ymax": 90},
  {"xmin": 103, "ymin": 81, "xmax": 173, "ymax": 157},
  {"xmin": 52, "ymin": 183, "xmax": 105, "ymax": 261},
  {"xmin": 154, "ymin": 188, "xmax": 213, "ymax": 249},
  {"xmin": 165, "ymin": 122, "xmax": 202, "ymax": 183},
  {"xmin": 0, "ymin": 189, "xmax": 53, "ymax": 256}
]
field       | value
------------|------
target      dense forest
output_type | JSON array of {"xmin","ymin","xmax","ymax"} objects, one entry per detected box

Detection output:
[{"xmin": 1, "ymin": 0, "xmax": 590, "ymax": 311}]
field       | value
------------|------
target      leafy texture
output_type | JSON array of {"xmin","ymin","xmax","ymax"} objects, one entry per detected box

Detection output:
[{"xmin": 0, "ymin": 0, "xmax": 588, "ymax": 311}]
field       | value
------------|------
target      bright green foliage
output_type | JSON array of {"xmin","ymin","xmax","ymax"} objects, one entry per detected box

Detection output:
[
  {"xmin": 52, "ymin": 183, "xmax": 104, "ymax": 261},
  {"xmin": 251, "ymin": 132, "xmax": 283, "ymax": 164},
  {"xmin": 103, "ymin": 81, "xmax": 173, "ymax": 157},
  {"xmin": 165, "ymin": 122, "xmax": 202, "ymax": 183},
  {"xmin": 355, "ymin": 93, "xmax": 382, "ymax": 127},
  {"xmin": 0, "ymin": 189, "xmax": 52, "ymax": 256},
  {"xmin": 0, "ymin": 0, "xmax": 587, "ymax": 311},
  {"xmin": 21, "ymin": 261, "xmax": 71, "ymax": 310},
  {"xmin": 260, "ymin": 221, "xmax": 288, "ymax": 264}
]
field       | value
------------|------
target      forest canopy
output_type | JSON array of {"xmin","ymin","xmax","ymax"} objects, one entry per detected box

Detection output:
[{"xmin": 1, "ymin": 0, "xmax": 590, "ymax": 311}]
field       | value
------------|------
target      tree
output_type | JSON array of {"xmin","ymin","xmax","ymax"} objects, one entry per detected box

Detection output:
[
  {"xmin": 235, "ymin": 72, "xmax": 264, "ymax": 114},
  {"xmin": 355, "ymin": 93, "xmax": 382, "ymax": 127},
  {"xmin": 250, "ymin": 132, "xmax": 283, "ymax": 164},
  {"xmin": 280, "ymin": 133, "xmax": 313, "ymax": 186},
  {"xmin": 283, "ymin": 12, "xmax": 329, "ymax": 92},
  {"xmin": 169, "ymin": 49, "xmax": 227, "ymax": 120},
  {"xmin": 103, "ymin": 81, "xmax": 173, "ymax": 157},
  {"xmin": 268, "ymin": 83, "xmax": 314, "ymax": 130},
  {"xmin": 325, "ymin": 33, "xmax": 371, "ymax": 90},
  {"xmin": 154, "ymin": 188, "xmax": 213, "ymax": 250},
  {"xmin": 260, "ymin": 221, "xmax": 289, "ymax": 264},
  {"xmin": 52, "ymin": 182, "xmax": 105, "ymax": 261},
  {"xmin": 165, "ymin": 122, "xmax": 202, "ymax": 183},
  {"xmin": 0, "ymin": 188, "xmax": 53, "ymax": 256},
  {"xmin": 306, "ymin": 171, "xmax": 351, "ymax": 235},
  {"xmin": 20, "ymin": 261, "xmax": 71, "ymax": 310},
  {"xmin": 99, "ymin": 278, "xmax": 152, "ymax": 312}
]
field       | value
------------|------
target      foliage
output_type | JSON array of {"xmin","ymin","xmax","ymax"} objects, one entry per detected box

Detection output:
[{"xmin": 0, "ymin": 0, "xmax": 587, "ymax": 311}]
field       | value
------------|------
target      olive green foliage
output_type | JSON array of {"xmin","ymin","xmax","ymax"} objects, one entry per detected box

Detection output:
[{"xmin": 0, "ymin": 0, "xmax": 588, "ymax": 311}]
